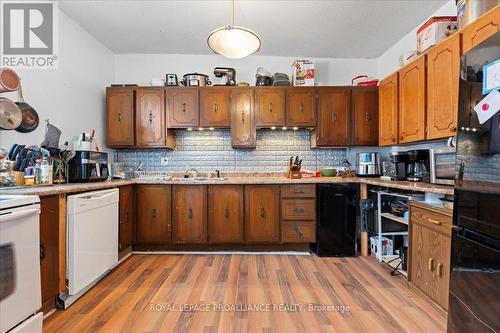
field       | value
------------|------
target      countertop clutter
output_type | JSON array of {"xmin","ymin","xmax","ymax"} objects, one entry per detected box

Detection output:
[{"xmin": 0, "ymin": 174, "xmax": 455, "ymax": 196}]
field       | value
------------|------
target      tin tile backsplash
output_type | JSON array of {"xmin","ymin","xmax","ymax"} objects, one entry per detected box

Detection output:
[{"xmin": 114, "ymin": 130, "xmax": 348, "ymax": 172}]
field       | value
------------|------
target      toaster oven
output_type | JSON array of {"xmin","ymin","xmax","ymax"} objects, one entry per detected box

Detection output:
[{"xmin": 429, "ymin": 147, "xmax": 456, "ymax": 185}]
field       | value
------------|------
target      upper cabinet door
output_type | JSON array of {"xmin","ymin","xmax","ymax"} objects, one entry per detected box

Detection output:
[
  {"xmin": 199, "ymin": 88, "xmax": 231, "ymax": 128},
  {"xmin": 313, "ymin": 88, "xmax": 350, "ymax": 147},
  {"xmin": 167, "ymin": 87, "xmax": 199, "ymax": 128},
  {"xmin": 255, "ymin": 88, "xmax": 286, "ymax": 127},
  {"xmin": 399, "ymin": 56, "xmax": 426, "ymax": 144},
  {"xmin": 135, "ymin": 88, "xmax": 166, "ymax": 146},
  {"xmin": 426, "ymin": 33, "xmax": 460, "ymax": 140},
  {"xmin": 461, "ymin": 6, "xmax": 499, "ymax": 53},
  {"xmin": 378, "ymin": 73, "xmax": 399, "ymax": 146},
  {"xmin": 106, "ymin": 87, "xmax": 135, "ymax": 147},
  {"xmin": 286, "ymin": 88, "xmax": 317, "ymax": 127},
  {"xmin": 351, "ymin": 87, "xmax": 379, "ymax": 146},
  {"xmin": 231, "ymin": 88, "xmax": 256, "ymax": 148},
  {"xmin": 172, "ymin": 185, "xmax": 208, "ymax": 243}
]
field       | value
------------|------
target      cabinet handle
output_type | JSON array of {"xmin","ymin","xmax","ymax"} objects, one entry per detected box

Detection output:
[
  {"xmin": 182, "ymin": 102, "xmax": 186, "ymax": 112},
  {"xmin": 125, "ymin": 208, "xmax": 129, "ymax": 222},
  {"xmin": 118, "ymin": 112, "xmax": 122, "ymax": 123},
  {"xmin": 214, "ymin": 102, "xmax": 218, "ymax": 113},
  {"xmin": 241, "ymin": 110, "xmax": 245, "ymax": 124},
  {"xmin": 391, "ymin": 135, "xmax": 396, "ymax": 142},
  {"xmin": 428, "ymin": 218, "xmax": 442, "ymax": 226},
  {"xmin": 224, "ymin": 208, "xmax": 229, "ymax": 219},
  {"xmin": 260, "ymin": 208, "xmax": 265, "ymax": 219},
  {"xmin": 149, "ymin": 111, "xmax": 153, "ymax": 123},
  {"xmin": 437, "ymin": 263, "xmax": 443, "ymax": 277},
  {"xmin": 40, "ymin": 241, "xmax": 46, "ymax": 261},
  {"xmin": 449, "ymin": 126, "xmax": 457, "ymax": 132},
  {"xmin": 365, "ymin": 111, "xmax": 371, "ymax": 123},
  {"xmin": 332, "ymin": 112, "xmax": 337, "ymax": 122},
  {"xmin": 295, "ymin": 226, "xmax": 303, "ymax": 239},
  {"xmin": 269, "ymin": 102, "xmax": 273, "ymax": 113},
  {"xmin": 151, "ymin": 208, "xmax": 156, "ymax": 219},
  {"xmin": 300, "ymin": 102, "xmax": 304, "ymax": 113},
  {"xmin": 428, "ymin": 258, "xmax": 434, "ymax": 271},
  {"xmin": 188, "ymin": 208, "xmax": 193, "ymax": 220},
  {"xmin": 400, "ymin": 135, "xmax": 404, "ymax": 141},
  {"xmin": 293, "ymin": 207, "xmax": 304, "ymax": 213}
]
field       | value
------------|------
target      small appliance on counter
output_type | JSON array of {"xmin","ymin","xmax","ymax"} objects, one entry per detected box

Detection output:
[
  {"xmin": 381, "ymin": 151, "xmax": 409, "ymax": 181},
  {"xmin": 165, "ymin": 74, "xmax": 178, "ymax": 86},
  {"xmin": 68, "ymin": 151, "xmax": 109, "ymax": 182},
  {"xmin": 179, "ymin": 73, "xmax": 211, "ymax": 86},
  {"xmin": 355, "ymin": 152, "xmax": 380, "ymax": 177},
  {"xmin": 255, "ymin": 67, "xmax": 272, "ymax": 86},
  {"xmin": 429, "ymin": 147, "xmax": 456, "ymax": 185},
  {"xmin": 406, "ymin": 149, "xmax": 430, "ymax": 182},
  {"xmin": 213, "ymin": 67, "xmax": 236, "ymax": 86}
]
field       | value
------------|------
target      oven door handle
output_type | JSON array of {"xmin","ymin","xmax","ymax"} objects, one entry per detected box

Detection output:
[{"xmin": 0, "ymin": 208, "xmax": 40, "ymax": 223}]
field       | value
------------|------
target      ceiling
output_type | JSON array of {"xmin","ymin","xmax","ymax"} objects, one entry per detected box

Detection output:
[{"xmin": 59, "ymin": 0, "xmax": 448, "ymax": 58}]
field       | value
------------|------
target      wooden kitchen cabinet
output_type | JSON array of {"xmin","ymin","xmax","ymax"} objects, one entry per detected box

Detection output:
[
  {"xmin": 245, "ymin": 185, "xmax": 280, "ymax": 243},
  {"xmin": 461, "ymin": 5, "xmax": 500, "ymax": 53},
  {"xmin": 231, "ymin": 88, "xmax": 256, "ymax": 148},
  {"xmin": 135, "ymin": 185, "xmax": 172, "ymax": 244},
  {"xmin": 200, "ymin": 88, "xmax": 231, "ymax": 128},
  {"xmin": 398, "ymin": 56, "xmax": 426, "ymax": 143},
  {"xmin": 351, "ymin": 87, "xmax": 378, "ymax": 146},
  {"xmin": 172, "ymin": 185, "xmax": 208, "ymax": 243},
  {"xmin": 39, "ymin": 196, "xmax": 59, "ymax": 313},
  {"xmin": 426, "ymin": 33, "xmax": 460, "ymax": 140},
  {"xmin": 106, "ymin": 87, "xmax": 135, "ymax": 147},
  {"xmin": 286, "ymin": 88, "xmax": 317, "ymax": 127},
  {"xmin": 166, "ymin": 87, "xmax": 199, "ymax": 128},
  {"xmin": 280, "ymin": 185, "xmax": 316, "ymax": 243},
  {"xmin": 378, "ymin": 72, "xmax": 399, "ymax": 146},
  {"xmin": 311, "ymin": 88, "xmax": 350, "ymax": 147},
  {"xmin": 208, "ymin": 185, "xmax": 244, "ymax": 243},
  {"xmin": 136, "ymin": 88, "xmax": 174, "ymax": 148},
  {"xmin": 255, "ymin": 87, "xmax": 286, "ymax": 127},
  {"xmin": 119, "ymin": 185, "xmax": 135, "ymax": 251},
  {"xmin": 409, "ymin": 202, "xmax": 452, "ymax": 311}
]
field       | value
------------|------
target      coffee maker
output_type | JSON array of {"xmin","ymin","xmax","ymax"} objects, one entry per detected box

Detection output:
[
  {"xmin": 406, "ymin": 149, "xmax": 430, "ymax": 182},
  {"xmin": 68, "ymin": 151, "xmax": 109, "ymax": 182},
  {"xmin": 382, "ymin": 151, "xmax": 409, "ymax": 180}
]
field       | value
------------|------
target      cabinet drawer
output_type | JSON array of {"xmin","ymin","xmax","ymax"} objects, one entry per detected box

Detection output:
[
  {"xmin": 282, "ymin": 222, "xmax": 316, "ymax": 243},
  {"xmin": 281, "ymin": 199, "xmax": 316, "ymax": 220},
  {"xmin": 281, "ymin": 185, "xmax": 316, "ymax": 198},
  {"xmin": 411, "ymin": 205, "xmax": 452, "ymax": 236}
]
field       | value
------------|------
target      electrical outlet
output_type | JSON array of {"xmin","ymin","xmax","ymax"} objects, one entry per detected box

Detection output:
[{"xmin": 160, "ymin": 157, "xmax": 169, "ymax": 166}]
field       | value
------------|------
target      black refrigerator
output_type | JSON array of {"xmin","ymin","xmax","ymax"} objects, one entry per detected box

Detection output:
[
  {"xmin": 311, "ymin": 184, "xmax": 359, "ymax": 257},
  {"xmin": 448, "ymin": 32, "xmax": 500, "ymax": 333}
]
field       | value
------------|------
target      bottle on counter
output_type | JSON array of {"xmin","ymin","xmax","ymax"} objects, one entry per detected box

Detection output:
[
  {"xmin": 34, "ymin": 162, "xmax": 41, "ymax": 185},
  {"xmin": 40, "ymin": 156, "xmax": 53, "ymax": 185}
]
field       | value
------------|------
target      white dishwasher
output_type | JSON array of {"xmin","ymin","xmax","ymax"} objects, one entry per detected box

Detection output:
[{"xmin": 66, "ymin": 188, "xmax": 119, "ymax": 298}]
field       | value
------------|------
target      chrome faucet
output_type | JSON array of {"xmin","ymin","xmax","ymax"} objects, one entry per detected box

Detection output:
[{"xmin": 184, "ymin": 167, "xmax": 200, "ymax": 178}]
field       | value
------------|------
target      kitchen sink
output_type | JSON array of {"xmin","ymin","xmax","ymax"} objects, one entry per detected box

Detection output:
[{"xmin": 171, "ymin": 176, "xmax": 226, "ymax": 182}]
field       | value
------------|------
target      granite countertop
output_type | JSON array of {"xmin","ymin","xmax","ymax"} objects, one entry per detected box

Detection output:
[{"xmin": 0, "ymin": 175, "xmax": 454, "ymax": 196}]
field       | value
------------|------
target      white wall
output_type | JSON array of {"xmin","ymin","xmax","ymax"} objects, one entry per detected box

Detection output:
[
  {"xmin": 0, "ymin": 10, "xmax": 114, "ymax": 151},
  {"xmin": 114, "ymin": 54, "xmax": 378, "ymax": 86},
  {"xmin": 377, "ymin": 0, "xmax": 457, "ymax": 78}
]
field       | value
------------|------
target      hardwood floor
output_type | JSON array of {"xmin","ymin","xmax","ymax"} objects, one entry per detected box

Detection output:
[{"xmin": 44, "ymin": 254, "xmax": 447, "ymax": 333}]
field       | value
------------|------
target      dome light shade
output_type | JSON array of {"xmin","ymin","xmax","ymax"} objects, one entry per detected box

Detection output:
[{"xmin": 207, "ymin": 25, "xmax": 261, "ymax": 59}]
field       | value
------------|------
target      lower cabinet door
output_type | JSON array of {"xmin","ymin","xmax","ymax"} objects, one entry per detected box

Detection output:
[
  {"xmin": 244, "ymin": 185, "xmax": 280, "ymax": 243},
  {"xmin": 172, "ymin": 185, "xmax": 208, "ymax": 243},
  {"xmin": 208, "ymin": 185, "xmax": 244, "ymax": 243},
  {"xmin": 426, "ymin": 229, "xmax": 451, "ymax": 310},
  {"xmin": 410, "ymin": 221, "xmax": 428, "ymax": 293},
  {"xmin": 119, "ymin": 185, "xmax": 135, "ymax": 250},
  {"xmin": 136, "ymin": 185, "xmax": 172, "ymax": 244}
]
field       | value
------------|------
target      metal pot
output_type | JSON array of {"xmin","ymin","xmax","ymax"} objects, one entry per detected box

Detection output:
[
  {"xmin": 0, "ymin": 68, "xmax": 20, "ymax": 93},
  {"xmin": 456, "ymin": 0, "xmax": 499, "ymax": 28},
  {"xmin": 180, "ymin": 73, "xmax": 211, "ymax": 86}
]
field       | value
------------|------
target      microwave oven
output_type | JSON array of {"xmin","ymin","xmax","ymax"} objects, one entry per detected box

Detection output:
[{"xmin": 429, "ymin": 147, "xmax": 456, "ymax": 185}]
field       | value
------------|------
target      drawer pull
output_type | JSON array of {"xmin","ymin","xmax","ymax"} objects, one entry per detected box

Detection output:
[
  {"xmin": 214, "ymin": 102, "xmax": 218, "ymax": 113},
  {"xmin": 437, "ymin": 263, "xmax": 443, "ymax": 277},
  {"xmin": 224, "ymin": 208, "xmax": 229, "ymax": 219},
  {"xmin": 182, "ymin": 102, "xmax": 186, "ymax": 112},
  {"xmin": 188, "ymin": 208, "xmax": 193, "ymax": 220},
  {"xmin": 151, "ymin": 208, "xmax": 157, "ymax": 219},
  {"xmin": 295, "ymin": 226, "xmax": 303, "ymax": 239},
  {"xmin": 428, "ymin": 258, "xmax": 434, "ymax": 271},
  {"xmin": 300, "ymin": 102, "xmax": 304, "ymax": 113},
  {"xmin": 118, "ymin": 112, "xmax": 122, "ymax": 123},
  {"xmin": 260, "ymin": 208, "xmax": 265, "ymax": 219},
  {"xmin": 269, "ymin": 102, "xmax": 273, "ymax": 113},
  {"xmin": 427, "ymin": 217, "xmax": 442, "ymax": 226},
  {"xmin": 293, "ymin": 207, "xmax": 305, "ymax": 213}
]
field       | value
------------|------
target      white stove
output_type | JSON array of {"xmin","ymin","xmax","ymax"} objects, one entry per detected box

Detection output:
[{"xmin": 0, "ymin": 194, "xmax": 42, "ymax": 333}]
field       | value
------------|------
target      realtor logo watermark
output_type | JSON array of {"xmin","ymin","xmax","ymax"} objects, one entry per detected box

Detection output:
[{"xmin": 1, "ymin": 1, "xmax": 58, "ymax": 69}]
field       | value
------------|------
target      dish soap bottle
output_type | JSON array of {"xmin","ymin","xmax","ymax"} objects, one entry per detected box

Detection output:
[{"xmin": 40, "ymin": 156, "xmax": 52, "ymax": 185}]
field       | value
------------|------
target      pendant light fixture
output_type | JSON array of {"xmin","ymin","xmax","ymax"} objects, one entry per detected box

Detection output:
[{"xmin": 207, "ymin": 0, "xmax": 261, "ymax": 59}]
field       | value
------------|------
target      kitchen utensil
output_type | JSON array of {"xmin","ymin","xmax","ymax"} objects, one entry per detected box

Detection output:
[
  {"xmin": 165, "ymin": 74, "xmax": 178, "ymax": 86},
  {"xmin": 213, "ymin": 67, "xmax": 236, "ymax": 86},
  {"xmin": 179, "ymin": 73, "xmax": 211, "ymax": 86},
  {"xmin": 319, "ymin": 167, "xmax": 337, "ymax": 177},
  {"xmin": 15, "ymin": 83, "xmax": 39, "ymax": 133},
  {"xmin": 0, "ymin": 97, "xmax": 22, "ymax": 130},
  {"xmin": 0, "ymin": 68, "xmax": 20, "ymax": 93},
  {"xmin": 40, "ymin": 120, "xmax": 61, "ymax": 149}
]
